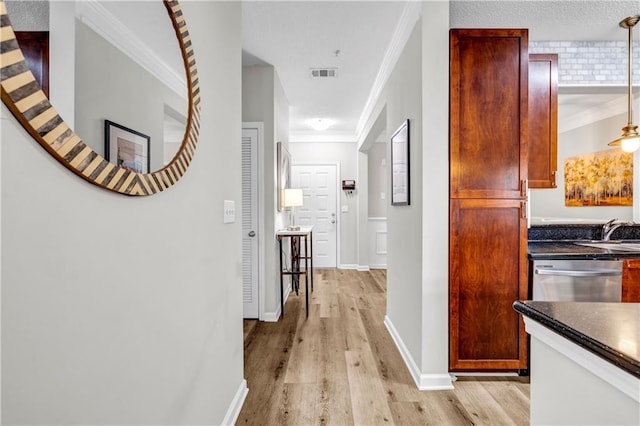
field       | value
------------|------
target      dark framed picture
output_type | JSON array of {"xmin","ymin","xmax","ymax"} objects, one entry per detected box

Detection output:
[
  {"xmin": 277, "ymin": 141, "xmax": 291, "ymax": 211},
  {"xmin": 104, "ymin": 120, "xmax": 150, "ymax": 174},
  {"xmin": 391, "ymin": 119, "xmax": 410, "ymax": 206}
]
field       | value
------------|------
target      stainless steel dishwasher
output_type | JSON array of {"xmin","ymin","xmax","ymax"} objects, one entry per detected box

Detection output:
[{"xmin": 532, "ymin": 259, "xmax": 622, "ymax": 302}]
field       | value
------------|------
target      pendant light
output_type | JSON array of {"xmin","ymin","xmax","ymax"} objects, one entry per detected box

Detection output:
[{"xmin": 609, "ymin": 15, "xmax": 640, "ymax": 152}]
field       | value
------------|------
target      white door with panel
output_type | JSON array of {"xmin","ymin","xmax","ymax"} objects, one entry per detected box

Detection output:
[
  {"xmin": 242, "ymin": 127, "xmax": 259, "ymax": 318},
  {"xmin": 291, "ymin": 164, "xmax": 338, "ymax": 268}
]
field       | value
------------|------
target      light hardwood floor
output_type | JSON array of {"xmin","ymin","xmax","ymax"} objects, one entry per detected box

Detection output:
[{"xmin": 237, "ymin": 269, "xmax": 530, "ymax": 425}]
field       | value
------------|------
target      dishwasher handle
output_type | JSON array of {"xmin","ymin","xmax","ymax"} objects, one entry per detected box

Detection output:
[{"xmin": 535, "ymin": 268, "xmax": 621, "ymax": 277}]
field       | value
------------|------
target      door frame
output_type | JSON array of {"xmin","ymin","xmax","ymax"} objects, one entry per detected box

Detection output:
[
  {"xmin": 291, "ymin": 161, "xmax": 341, "ymax": 268},
  {"xmin": 242, "ymin": 122, "xmax": 266, "ymax": 320}
]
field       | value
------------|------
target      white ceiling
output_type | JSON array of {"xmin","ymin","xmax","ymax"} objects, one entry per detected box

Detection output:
[
  {"xmin": 242, "ymin": 1, "xmax": 407, "ymax": 139},
  {"xmin": 242, "ymin": 0, "xmax": 640, "ymax": 140}
]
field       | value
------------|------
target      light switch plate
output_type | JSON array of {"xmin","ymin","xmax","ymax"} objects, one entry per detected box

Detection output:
[
  {"xmin": 223, "ymin": 200, "xmax": 235, "ymax": 224},
  {"xmin": 341, "ymin": 205, "xmax": 349, "ymax": 213}
]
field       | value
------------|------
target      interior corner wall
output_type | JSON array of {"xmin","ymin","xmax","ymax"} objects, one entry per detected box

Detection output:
[
  {"xmin": 242, "ymin": 65, "xmax": 289, "ymax": 318},
  {"xmin": 384, "ymin": 22, "xmax": 424, "ymax": 368},
  {"xmin": 288, "ymin": 141, "xmax": 359, "ymax": 266},
  {"xmin": 1, "ymin": 2, "xmax": 244, "ymax": 424}
]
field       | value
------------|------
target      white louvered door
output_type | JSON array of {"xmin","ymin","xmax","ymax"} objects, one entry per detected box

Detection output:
[{"xmin": 242, "ymin": 127, "xmax": 259, "ymax": 318}]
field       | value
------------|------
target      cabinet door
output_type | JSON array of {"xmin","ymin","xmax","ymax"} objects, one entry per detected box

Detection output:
[
  {"xmin": 450, "ymin": 29, "xmax": 528, "ymax": 199},
  {"xmin": 449, "ymin": 199, "xmax": 528, "ymax": 371},
  {"xmin": 528, "ymin": 54, "xmax": 558, "ymax": 188}
]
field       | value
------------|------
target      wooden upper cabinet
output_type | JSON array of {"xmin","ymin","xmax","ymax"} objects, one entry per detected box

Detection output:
[
  {"xmin": 450, "ymin": 29, "xmax": 528, "ymax": 200},
  {"xmin": 528, "ymin": 54, "xmax": 558, "ymax": 188}
]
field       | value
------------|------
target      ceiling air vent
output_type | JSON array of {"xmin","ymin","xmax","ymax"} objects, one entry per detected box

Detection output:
[{"xmin": 311, "ymin": 68, "xmax": 338, "ymax": 78}]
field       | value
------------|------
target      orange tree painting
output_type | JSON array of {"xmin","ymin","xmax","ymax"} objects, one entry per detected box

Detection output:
[{"xmin": 564, "ymin": 149, "xmax": 633, "ymax": 206}]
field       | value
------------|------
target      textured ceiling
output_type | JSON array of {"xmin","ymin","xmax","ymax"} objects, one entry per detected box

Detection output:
[{"xmin": 451, "ymin": 1, "xmax": 640, "ymax": 41}]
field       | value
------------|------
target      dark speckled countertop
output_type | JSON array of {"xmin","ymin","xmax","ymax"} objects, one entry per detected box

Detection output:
[
  {"xmin": 528, "ymin": 241, "xmax": 640, "ymax": 260},
  {"xmin": 513, "ymin": 301, "xmax": 640, "ymax": 378},
  {"xmin": 529, "ymin": 224, "xmax": 640, "ymax": 260}
]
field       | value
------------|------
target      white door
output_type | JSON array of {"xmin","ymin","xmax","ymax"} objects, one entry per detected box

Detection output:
[
  {"xmin": 242, "ymin": 127, "xmax": 259, "ymax": 318},
  {"xmin": 291, "ymin": 164, "xmax": 338, "ymax": 268}
]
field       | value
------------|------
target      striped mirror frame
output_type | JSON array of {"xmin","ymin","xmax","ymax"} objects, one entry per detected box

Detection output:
[{"xmin": 0, "ymin": 0, "xmax": 201, "ymax": 196}]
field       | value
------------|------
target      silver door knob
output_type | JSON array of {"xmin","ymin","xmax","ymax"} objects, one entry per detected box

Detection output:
[
  {"xmin": 331, "ymin": 219, "xmax": 336, "ymax": 224},
  {"xmin": 248, "ymin": 231, "xmax": 256, "ymax": 237}
]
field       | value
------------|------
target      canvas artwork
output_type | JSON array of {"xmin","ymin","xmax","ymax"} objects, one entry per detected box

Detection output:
[{"xmin": 564, "ymin": 149, "xmax": 633, "ymax": 207}]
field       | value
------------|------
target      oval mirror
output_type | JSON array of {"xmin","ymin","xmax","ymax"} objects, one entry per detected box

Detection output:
[{"xmin": 0, "ymin": 0, "xmax": 201, "ymax": 196}]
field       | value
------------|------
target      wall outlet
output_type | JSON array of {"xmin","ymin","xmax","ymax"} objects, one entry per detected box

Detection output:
[
  {"xmin": 223, "ymin": 200, "xmax": 235, "ymax": 224},
  {"xmin": 381, "ymin": 158, "xmax": 386, "ymax": 167},
  {"xmin": 380, "ymin": 192, "xmax": 385, "ymax": 200}
]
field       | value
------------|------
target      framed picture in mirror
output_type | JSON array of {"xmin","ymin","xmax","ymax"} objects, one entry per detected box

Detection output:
[
  {"xmin": 105, "ymin": 120, "xmax": 151, "ymax": 174},
  {"xmin": 391, "ymin": 119, "xmax": 410, "ymax": 205}
]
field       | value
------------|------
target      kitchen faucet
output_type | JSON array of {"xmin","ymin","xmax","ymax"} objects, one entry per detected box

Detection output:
[{"xmin": 602, "ymin": 218, "xmax": 635, "ymax": 241}]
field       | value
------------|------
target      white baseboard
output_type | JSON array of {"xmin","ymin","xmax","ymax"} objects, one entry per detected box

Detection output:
[
  {"xmin": 369, "ymin": 264, "xmax": 387, "ymax": 269},
  {"xmin": 338, "ymin": 264, "xmax": 358, "ymax": 270},
  {"xmin": 357, "ymin": 265, "xmax": 371, "ymax": 272},
  {"xmin": 221, "ymin": 379, "xmax": 248, "ymax": 426},
  {"xmin": 384, "ymin": 315, "xmax": 454, "ymax": 391},
  {"xmin": 261, "ymin": 283, "xmax": 291, "ymax": 322}
]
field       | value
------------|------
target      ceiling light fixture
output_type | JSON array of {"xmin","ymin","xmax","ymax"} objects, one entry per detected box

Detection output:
[
  {"xmin": 308, "ymin": 118, "xmax": 335, "ymax": 131},
  {"xmin": 609, "ymin": 15, "xmax": 640, "ymax": 153}
]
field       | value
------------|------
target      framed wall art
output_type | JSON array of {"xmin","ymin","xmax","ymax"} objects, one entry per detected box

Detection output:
[
  {"xmin": 104, "ymin": 120, "xmax": 151, "ymax": 174},
  {"xmin": 277, "ymin": 141, "xmax": 291, "ymax": 211},
  {"xmin": 391, "ymin": 119, "xmax": 410, "ymax": 205}
]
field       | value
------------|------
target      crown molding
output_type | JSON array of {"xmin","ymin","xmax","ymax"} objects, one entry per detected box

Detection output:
[
  {"xmin": 75, "ymin": 0, "xmax": 187, "ymax": 100},
  {"xmin": 355, "ymin": 1, "xmax": 422, "ymax": 140}
]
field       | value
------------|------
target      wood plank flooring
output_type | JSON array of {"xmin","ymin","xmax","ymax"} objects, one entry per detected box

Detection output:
[{"xmin": 237, "ymin": 269, "xmax": 530, "ymax": 425}]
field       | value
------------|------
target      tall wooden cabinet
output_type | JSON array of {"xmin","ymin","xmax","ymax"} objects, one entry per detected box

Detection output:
[
  {"xmin": 528, "ymin": 54, "xmax": 558, "ymax": 188},
  {"xmin": 449, "ymin": 29, "xmax": 529, "ymax": 372}
]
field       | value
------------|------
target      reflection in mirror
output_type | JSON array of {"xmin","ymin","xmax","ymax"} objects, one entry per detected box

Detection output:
[
  {"xmin": 74, "ymin": 0, "xmax": 188, "ymax": 171},
  {"xmin": 1, "ymin": 0, "xmax": 201, "ymax": 196}
]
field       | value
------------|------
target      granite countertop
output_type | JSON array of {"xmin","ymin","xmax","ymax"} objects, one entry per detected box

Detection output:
[
  {"xmin": 528, "ymin": 224, "xmax": 640, "ymax": 259},
  {"xmin": 513, "ymin": 301, "xmax": 640, "ymax": 378},
  {"xmin": 528, "ymin": 241, "xmax": 640, "ymax": 260}
]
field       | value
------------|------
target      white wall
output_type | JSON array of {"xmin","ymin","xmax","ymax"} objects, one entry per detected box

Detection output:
[
  {"xmin": 1, "ymin": 2, "xmax": 245, "ymax": 424},
  {"xmin": 357, "ymin": 1, "xmax": 451, "ymax": 390},
  {"xmin": 367, "ymin": 141, "xmax": 387, "ymax": 218},
  {"xmin": 384, "ymin": 22, "xmax": 424, "ymax": 373},
  {"xmin": 530, "ymin": 112, "xmax": 634, "ymax": 221},
  {"xmin": 288, "ymin": 141, "xmax": 358, "ymax": 267},
  {"xmin": 242, "ymin": 65, "xmax": 289, "ymax": 319}
]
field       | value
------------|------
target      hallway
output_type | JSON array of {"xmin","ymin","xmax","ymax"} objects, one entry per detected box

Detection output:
[{"xmin": 237, "ymin": 269, "xmax": 530, "ymax": 425}]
